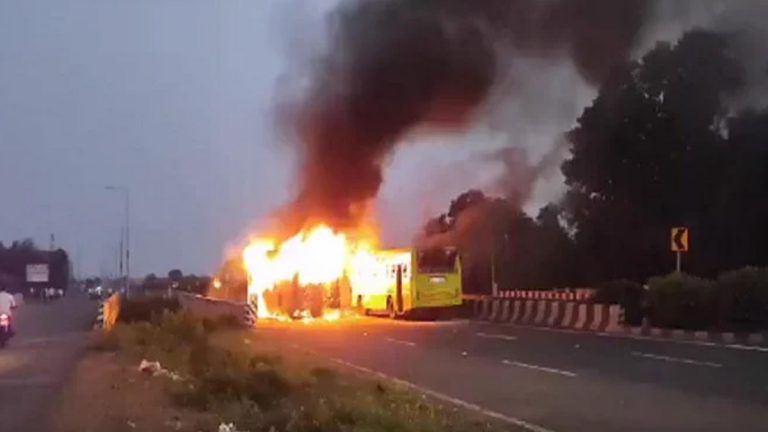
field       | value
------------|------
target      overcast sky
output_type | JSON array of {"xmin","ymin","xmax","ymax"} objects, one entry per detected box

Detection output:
[
  {"xmin": 0, "ymin": 0, "xmax": 311, "ymax": 277},
  {"xmin": 0, "ymin": 1, "xmax": 735, "ymax": 278}
]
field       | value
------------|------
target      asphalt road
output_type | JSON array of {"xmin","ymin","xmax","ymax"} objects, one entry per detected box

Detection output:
[
  {"xmin": 0, "ymin": 290, "xmax": 95, "ymax": 432},
  {"xmin": 255, "ymin": 317, "xmax": 768, "ymax": 432}
]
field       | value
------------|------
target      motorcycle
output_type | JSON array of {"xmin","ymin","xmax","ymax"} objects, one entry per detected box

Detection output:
[{"xmin": 0, "ymin": 313, "xmax": 12, "ymax": 348}]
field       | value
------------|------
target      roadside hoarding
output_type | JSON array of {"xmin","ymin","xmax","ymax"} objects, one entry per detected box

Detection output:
[{"xmin": 26, "ymin": 263, "xmax": 49, "ymax": 283}]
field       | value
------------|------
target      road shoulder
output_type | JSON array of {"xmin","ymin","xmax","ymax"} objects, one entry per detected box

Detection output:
[{"xmin": 52, "ymin": 350, "xmax": 210, "ymax": 432}]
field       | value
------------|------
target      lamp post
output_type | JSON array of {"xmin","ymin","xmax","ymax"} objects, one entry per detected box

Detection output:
[{"xmin": 105, "ymin": 186, "xmax": 130, "ymax": 296}]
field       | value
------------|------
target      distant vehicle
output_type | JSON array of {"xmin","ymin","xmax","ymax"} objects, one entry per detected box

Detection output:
[
  {"xmin": 88, "ymin": 285, "xmax": 104, "ymax": 300},
  {"xmin": 351, "ymin": 246, "xmax": 463, "ymax": 318}
]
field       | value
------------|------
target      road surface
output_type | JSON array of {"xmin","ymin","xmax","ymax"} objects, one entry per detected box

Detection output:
[
  {"xmin": 0, "ymin": 290, "xmax": 95, "ymax": 432},
  {"xmin": 255, "ymin": 317, "xmax": 768, "ymax": 432}
]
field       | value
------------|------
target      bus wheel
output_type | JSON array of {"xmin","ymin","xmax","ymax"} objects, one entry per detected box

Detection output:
[{"xmin": 387, "ymin": 296, "xmax": 397, "ymax": 319}]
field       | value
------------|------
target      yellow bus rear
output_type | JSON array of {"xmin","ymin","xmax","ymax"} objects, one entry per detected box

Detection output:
[{"xmin": 351, "ymin": 247, "xmax": 462, "ymax": 317}]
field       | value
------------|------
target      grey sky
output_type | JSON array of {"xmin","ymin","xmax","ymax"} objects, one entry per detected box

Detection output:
[{"xmin": 0, "ymin": 0, "xmax": 309, "ymax": 277}]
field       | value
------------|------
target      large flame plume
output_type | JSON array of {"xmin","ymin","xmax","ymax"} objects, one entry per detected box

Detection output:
[{"xmin": 242, "ymin": 224, "xmax": 390, "ymax": 320}]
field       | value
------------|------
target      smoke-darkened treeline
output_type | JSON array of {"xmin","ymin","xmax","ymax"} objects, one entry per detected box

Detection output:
[
  {"xmin": 0, "ymin": 239, "xmax": 70, "ymax": 292},
  {"xmin": 423, "ymin": 29, "xmax": 768, "ymax": 291}
]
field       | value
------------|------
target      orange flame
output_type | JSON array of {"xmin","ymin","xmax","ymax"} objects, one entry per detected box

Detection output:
[{"xmin": 242, "ymin": 224, "xmax": 380, "ymax": 320}]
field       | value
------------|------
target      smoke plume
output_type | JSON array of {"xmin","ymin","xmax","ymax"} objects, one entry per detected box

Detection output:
[{"xmin": 282, "ymin": 0, "xmax": 651, "ymax": 232}]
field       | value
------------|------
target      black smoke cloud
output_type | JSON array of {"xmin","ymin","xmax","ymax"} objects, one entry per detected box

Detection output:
[{"xmin": 282, "ymin": 0, "xmax": 651, "ymax": 233}]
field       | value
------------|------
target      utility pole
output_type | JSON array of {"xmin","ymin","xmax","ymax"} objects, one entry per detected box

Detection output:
[
  {"xmin": 491, "ymin": 243, "xmax": 498, "ymax": 297},
  {"xmin": 119, "ymin": 227, "xmax": 124, "ymax": 280}
]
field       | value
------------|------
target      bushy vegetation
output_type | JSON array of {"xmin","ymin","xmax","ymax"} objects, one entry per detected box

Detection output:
[
  {"xmin": 100, "ymin": 313, "xmax": 509, "ymax": 432},
  {"xmin": 117, "ymin": 296, "xmax": 180, "ymax": 323},
  {"xmin": 717, "ymin": 267, "xmax": 768, "ymax": 327},
  {"xmin": 648, "ymin": 273, "xmax": 717, "ymax": 329}
]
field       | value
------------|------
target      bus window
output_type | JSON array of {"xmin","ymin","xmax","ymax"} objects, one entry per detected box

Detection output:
[{"xmin": 416, "ymin": 248, "xmax": 457, "ymax": 273}]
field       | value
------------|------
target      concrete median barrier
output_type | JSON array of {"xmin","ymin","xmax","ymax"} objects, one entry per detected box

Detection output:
[
  {"xmin": 510, "ymin": 300, "xmax": 522, "ymax": 323},
  {"xmin": 468, "ymin": 295, "xmax": 768, "ymax": 348},
  {"xmin": 522, "ymin": 300, "xmax": 536, "ymax": 324},
  {"xmin": 533, "ymin": 300, "xmax": 547, "ymax": 325},
  {"xmin": 94, "ymin": 293, "xmax": 121, "ymax": 330},
  {"xmin": 573, "ymin": 303, "xmax": 589, "ymax": 330},
  {"xmin": 561, "ymin": 302, "xmax": 576, "ymax": 328},
  {"xmin": 488, "ymin": 299, "xmax": 501, "ymax": 321},
  {"xmin": 177, "ymin": 292, "xmax": 256, "ymax": 327},
  {"xmin": 469, "ymin": 295, "xmax": 627, "ymax": 335},
  {"xmin": 547, "ymin": 301, "xmax": 561, "ymax": 327}
]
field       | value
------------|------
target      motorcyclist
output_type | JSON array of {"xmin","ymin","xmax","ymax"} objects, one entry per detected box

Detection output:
[{"xmin": 0, "ymin": 286, "xmax": 16, "ymax": 337}]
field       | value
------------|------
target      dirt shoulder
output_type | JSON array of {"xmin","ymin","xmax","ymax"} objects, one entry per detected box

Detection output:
[
  {"xmin": 53, "ymin": 349, "xmax": 212, "ymax": 432},
  {"xmin": 53, "ymin": 313, "xmax": 519, "ymax": 432}
]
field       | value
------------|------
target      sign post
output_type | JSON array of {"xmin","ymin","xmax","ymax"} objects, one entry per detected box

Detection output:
[{"xmin": 670, "ymin": 227, "xmax": 689, "ymax": 273}]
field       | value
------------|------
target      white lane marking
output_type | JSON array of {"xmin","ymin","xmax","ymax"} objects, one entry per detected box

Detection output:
[
  {"xmin": 328, "ymin": 356, "xmax": 556, "ymax": 432},
  {"xmin": 483, "ymin": 322, "xmax": 768, "ymax": 353},
  {"xmin": 724, "ymin": 343, "xmax": 768, "ymax": 353},
  {"xmin": 631, "ymin": 351, "xmax": 722, "ymax": 368},
  {"xmin": 385, "ymin": 337, "xmax": 416, "ymax": 347},
  {"xmin": 476, "ymin": 332, "xmax": 517, "ymax": 341},
  {"xmin": 501, "ymin": 359, "xmax": 577, "ymax": 377}
]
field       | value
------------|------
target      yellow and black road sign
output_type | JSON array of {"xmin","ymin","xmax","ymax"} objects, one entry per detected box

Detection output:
[{"xmin": 671, "ymin": 227, "xmax": 689, "ymax": 252}]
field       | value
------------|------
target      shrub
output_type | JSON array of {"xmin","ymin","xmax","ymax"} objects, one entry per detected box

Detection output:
[
  {"xmin": 717, "ymin": 267, "xmax": 768, "ymax": 327},
  {"xmin": 594, "ymin": 279, "xmax": 645, "ymax": 325},
  {"xmin": 118, "ymin": 296, "xmax": 180, "ymax": 323},
  {"xmin": 648, "ymin": 273, "xmax": 717, "ymax": 329},
  {"xmin": 201, "ymin": 314, "xmax": 243, "ymax": 332}
]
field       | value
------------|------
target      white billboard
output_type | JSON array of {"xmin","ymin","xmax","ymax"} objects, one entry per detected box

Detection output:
[{"xmin": 26, "ymin": 263, "xmax": 49, "ymax": 283}]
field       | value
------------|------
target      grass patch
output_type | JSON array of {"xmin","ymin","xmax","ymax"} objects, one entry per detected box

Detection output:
[{"xmin": 103, "ymin": 312, "xmax": 512, "ymax": 432}]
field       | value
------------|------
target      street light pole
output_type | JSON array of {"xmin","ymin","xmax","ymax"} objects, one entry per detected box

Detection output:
[{"xmin": 106, "ymin": 186, "xmax": 130, "ymax": 297}]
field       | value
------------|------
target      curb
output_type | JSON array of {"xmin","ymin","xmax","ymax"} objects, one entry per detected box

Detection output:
[{"xmin": 467, "ymin": 296, "xmax": 768, "ymax": 349}]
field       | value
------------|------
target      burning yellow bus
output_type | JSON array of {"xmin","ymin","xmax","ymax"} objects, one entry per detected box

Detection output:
[
  {"xmin": 242, "ymin": 224, "xmax": 462, "ymax": 320},
  {"xmin": 349, "ymin": 246, "xmax": 462, "ymax": 318}
]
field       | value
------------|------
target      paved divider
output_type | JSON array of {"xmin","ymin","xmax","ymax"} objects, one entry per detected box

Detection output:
[
  {"xmin": 177, "ymin": 292, "xmax": 256, "ymax": 327},
  {"xmin": 467, "ymin": 296, "xmax": 768, "ymax": 347},
  {"xmin": 470, "ymin": 297, "xmax": 624, "ymax": 332},
  {"xmin": 94, "ymin": 292, "xmax": 257, "ymax": 330},
  {"xmin": 624, "ymin": 321, "xmax": 768, "ymax": 346}
]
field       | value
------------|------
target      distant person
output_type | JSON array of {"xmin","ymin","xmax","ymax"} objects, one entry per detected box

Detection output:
[
  {"xmin": 0, "ymin": 287, "xmax": 16, "ymax": 342},
  {"xmin": 0, "ymin": 287, "xmax": 16, "ymax": 318}
]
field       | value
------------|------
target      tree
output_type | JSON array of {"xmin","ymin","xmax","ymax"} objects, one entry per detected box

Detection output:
[
  {"xmin": 421, "ymin": 190, "xmax": 582, "ymax": 292},
  {"xmin": 144, "ymin": 273, "xmax": 158, "ymax": 283},
  {"xmin": 168, "ymin": 269, "xmax": 183, "ymax": 282},
  {"xmin": 562, "ymin": 30, "xmax": 743, "ymax": 281}
]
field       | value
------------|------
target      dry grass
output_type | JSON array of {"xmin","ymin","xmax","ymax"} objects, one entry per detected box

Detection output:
[
  {"xmin": 53, "ymin": 351, "xmax": 212, "ymax": 432},
  {"xmin": 80, "ymin": 312, "xmax": 517, "ymax": 432}
]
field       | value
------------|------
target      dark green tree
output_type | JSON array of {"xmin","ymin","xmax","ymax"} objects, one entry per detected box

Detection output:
[
  {"xmin": 562, "ymin": 30, "xmax": 743, "ymax": 281},
  {"xmin": 168, "ymin": 269, "xmax": 183, "ymax": 283}
]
